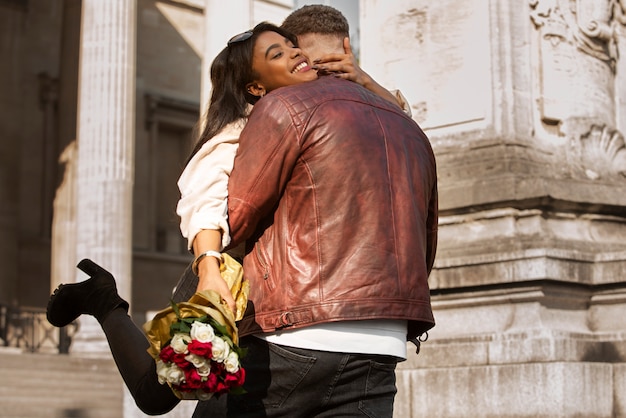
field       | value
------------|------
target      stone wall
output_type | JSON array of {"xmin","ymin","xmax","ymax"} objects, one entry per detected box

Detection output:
[
  {"xmin": 361, "ymin": 0, "xmax": 626, "ymax": 416},
  {"xmin": 0, "ymin": 1, "xmax": 70, "ymax": 308}
]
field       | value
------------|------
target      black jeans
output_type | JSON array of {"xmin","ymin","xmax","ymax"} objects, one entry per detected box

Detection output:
[
  {"xmin": 103, "ymin": 308, "xmax": 397, "ymax": 417},
  {"xmin": 203, "ymin": 337, "xmax": 397, "ymax": 417}
]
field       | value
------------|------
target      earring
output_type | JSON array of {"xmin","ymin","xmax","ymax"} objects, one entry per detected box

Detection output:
[{"xmin": 247, "ymin": 87, "xmax": 265, "ymax": 98}]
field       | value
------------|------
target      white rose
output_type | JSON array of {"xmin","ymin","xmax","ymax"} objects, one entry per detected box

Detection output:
[
  {"xmin": 165, "ymin": 365, "xmax": 185, "ymax": 385},
  {"xmin": 170, "ymin": 333, "xmax": 190, "ymax": 354},
  {"xmin": 185, "ymin": 353, "xmax": 209, "ymax": 370},
  {"xmin": 197, "ymin": 364, "xmax": 211, "ymax": 377},
  {"xmin": 224, "ymin": 351, "xmax": 240, "ymax": 373},
  {"xmin": 155, "ymin": 359, "xmax": 169, "ymax": 385},
  {"xmin": 211, "ymin": 336, "xmax": 230, "ymax": 362},
  {"xmin": 190, "ymin": 321, "xmax": 215, "ymax": 343},
  {"xmin": 156, "ymin": 360, "xmax": 185, "ymax": 385}
]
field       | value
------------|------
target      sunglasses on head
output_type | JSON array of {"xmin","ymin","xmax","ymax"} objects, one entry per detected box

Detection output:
[{"xmin": 227, "ymin": 30, "xmax": 253, "ymax": 46}]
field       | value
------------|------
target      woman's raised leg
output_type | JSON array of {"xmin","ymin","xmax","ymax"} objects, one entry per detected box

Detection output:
[{"xmin": 47, "ymin": 259, "xmax": 180, "ymax": 415}]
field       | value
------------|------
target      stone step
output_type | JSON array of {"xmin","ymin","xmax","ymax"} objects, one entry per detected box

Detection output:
[{"xmin": 0, "ymin": 350, "xmax": 123, "ymax": 418}]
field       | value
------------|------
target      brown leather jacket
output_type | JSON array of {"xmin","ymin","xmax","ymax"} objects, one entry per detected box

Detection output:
[{"xmin": 227, "ymin": 76, "xmax": 438, "ymax": 340}]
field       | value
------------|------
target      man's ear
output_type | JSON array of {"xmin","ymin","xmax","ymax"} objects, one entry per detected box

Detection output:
[
  {"xmin": 343, "ymin": 37, "xmax": 352, "ymax": 55},
  {"xmin": 246, "ymin": 82, "xmax": 266, "ymax": 98}
]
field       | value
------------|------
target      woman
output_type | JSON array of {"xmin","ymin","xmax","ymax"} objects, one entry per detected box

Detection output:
[
  {"xmin": 46, "ymin": 22, "xmax": 389, "ymax": 416},
  {"xmin": 177, "ymin": 22, "xmax": 317, "ymax": 316}
]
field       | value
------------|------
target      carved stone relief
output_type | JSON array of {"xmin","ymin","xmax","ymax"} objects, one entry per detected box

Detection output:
[
  {"xmin": 579, "ymin": 124, "xmax": 626, "ymax": 179},
  {"xmin": 529, "ymin": 0, "xmax": 626, "ymax": 181}
]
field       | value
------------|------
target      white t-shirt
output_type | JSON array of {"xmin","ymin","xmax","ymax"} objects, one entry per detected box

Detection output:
[{"xmin": 261, "ymin": 320, "xmax": 408, "ymax": 360}]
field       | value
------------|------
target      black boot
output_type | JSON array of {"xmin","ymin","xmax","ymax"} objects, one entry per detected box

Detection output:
[{"xmin": 47, "ymin": 259, "xmax": 129, "ymax": 327}]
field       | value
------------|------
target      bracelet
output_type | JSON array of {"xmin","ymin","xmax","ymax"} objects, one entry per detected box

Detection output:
[{"xmin": 191, "ymin": 250, "xmax": 224, "ymax": 275}]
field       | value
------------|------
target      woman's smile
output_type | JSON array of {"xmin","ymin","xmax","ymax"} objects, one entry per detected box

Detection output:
[
  {"xmin": 292, "ymin": 60, "xmax": 310, "ymax": 73},
  {"xmin": 251, "ymin": 31, "xmax": 317, "ymax": 93}
]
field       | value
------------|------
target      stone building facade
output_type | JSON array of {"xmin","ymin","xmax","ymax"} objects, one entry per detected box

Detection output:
[
  {"xmin": 0, "ymin": 0, "xmax": 625, "ymax": 417},
  {"xmin": 360, "ymin": 0, "xmax": 626, "ymax": 416}
]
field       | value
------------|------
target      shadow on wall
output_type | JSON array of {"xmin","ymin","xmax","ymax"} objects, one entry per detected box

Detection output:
[{"xmin": 59, "ymin": 408, "xmax": 88, "ymax": 418}]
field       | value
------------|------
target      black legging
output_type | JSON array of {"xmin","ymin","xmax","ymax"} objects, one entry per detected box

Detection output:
[{"xmin": 101, "ymin": 307, "xmax": 227, "ymax": 416}]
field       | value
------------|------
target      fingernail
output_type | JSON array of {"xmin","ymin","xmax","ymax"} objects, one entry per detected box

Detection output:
[{"xmin": 313, "ymin": 59, "xmax": 320, "ymax": 63}]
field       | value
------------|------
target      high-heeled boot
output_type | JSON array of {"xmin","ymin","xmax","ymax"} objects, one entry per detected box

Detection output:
[{"xmin": 47, "ymin": 259, "xmax": 129, "ymax": 327}]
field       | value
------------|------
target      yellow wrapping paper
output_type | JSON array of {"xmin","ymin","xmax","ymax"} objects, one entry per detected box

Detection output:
[{"xmin": 143, "ymin": 253, "xmax": 248, "ymax": 361}]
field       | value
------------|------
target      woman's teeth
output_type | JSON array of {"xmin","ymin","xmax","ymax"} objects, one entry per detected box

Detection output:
[{"xmin": 292, "ymin": 62, "xmax": 307, "ymax": 73}]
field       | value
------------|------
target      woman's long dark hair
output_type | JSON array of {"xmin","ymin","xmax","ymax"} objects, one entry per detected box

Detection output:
[{"xmin": 187, "ymin": 22, "xmax": 297, "ymax": 162}]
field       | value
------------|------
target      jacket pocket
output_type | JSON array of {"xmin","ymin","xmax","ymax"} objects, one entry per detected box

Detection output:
[{"xmin": 254, "ymin": 241, "xmax": 274, "ymax": 291}]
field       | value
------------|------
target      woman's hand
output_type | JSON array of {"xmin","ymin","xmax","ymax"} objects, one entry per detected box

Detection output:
[
  {"xmin": 196, "ymin": 256, "xmax": 237, "ymax": 315},
  {"xmin": 312, "ymin": 37, "xmax": 402, "ymax": 109},
  {"xmin": 192, "ymin": 229, "xmax": 237, "ymax": 316},
  {"xmin": 312, "ymin": 37, "xmax": 373, "ymax": 87}
]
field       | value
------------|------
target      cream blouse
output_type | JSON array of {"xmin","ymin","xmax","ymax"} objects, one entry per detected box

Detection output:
[{"xmin": 176, "ymin": 119, "xmax": 245, "ymax": 251}]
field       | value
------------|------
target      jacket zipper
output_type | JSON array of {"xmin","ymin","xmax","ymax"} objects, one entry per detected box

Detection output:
[{"xmin": 254, "ymin": 242, "xmax": 273, "ymax": 290}]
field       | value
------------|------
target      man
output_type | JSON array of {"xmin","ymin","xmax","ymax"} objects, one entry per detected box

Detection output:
[
  {"xmin": 282, "ymin": 4, "xmax": 412, "ymax": 115},
  {"xmin": 222, "ymin": 11, "xmax": 438, "ymax": 418}
]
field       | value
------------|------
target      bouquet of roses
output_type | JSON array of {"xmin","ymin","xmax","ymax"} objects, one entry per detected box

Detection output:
[{"xmin": 143, "ymin": 254, "xmax": 248, "ymax": 400}]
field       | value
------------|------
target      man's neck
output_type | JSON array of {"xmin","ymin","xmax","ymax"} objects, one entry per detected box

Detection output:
[{"xmin": 298, "ymin": 33, "xmax": 345, "ymax": 61}]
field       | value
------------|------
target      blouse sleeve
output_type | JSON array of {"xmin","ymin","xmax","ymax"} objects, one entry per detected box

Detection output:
[
  {"xmin": 176, "ymin": 121, "xmax": 243, "ymax": 251},
  {"xmin": 391, "ymin": 89, "xmax": 412, "ymax": 118}
]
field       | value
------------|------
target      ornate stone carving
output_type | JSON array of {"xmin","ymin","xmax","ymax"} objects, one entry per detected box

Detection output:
[
  {"xmin": 530, "ymin": 0, "xmax": 625, "ymax": 71},
  {"xmin": 528, "ymin": 0, "xmax": 626, "ymax": 127},
  {"xmin": 580, "ymin": 124, "xmax": 626, "ymax": 179}
]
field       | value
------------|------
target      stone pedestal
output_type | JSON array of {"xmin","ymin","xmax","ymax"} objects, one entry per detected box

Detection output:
[{"xmin": 360, "ymin": 0, "xmax": 626, "ymax": 416}]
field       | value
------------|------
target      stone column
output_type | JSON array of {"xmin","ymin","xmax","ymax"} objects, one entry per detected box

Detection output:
[{"xmin": 71, "ymin": 0, "xmax": 137, "ymax": 354}]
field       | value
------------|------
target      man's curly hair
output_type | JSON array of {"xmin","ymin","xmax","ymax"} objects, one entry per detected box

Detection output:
[{"xmin": 281, "ymin": 4, "xmax": 350, "ymax": 38}]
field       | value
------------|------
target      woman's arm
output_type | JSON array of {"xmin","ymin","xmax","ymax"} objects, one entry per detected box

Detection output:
[
  {"xmin": 192, "ymin": 229, "xmax": 237, "ymax": 315},
  {"xmin": 177, "ymin": 122, "xmax": 244, "ymax": 315}
]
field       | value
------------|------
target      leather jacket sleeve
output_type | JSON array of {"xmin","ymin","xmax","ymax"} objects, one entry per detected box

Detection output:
[
  {"xmin": 226, "ymin": 96, "xmax": 299, "ymax": 247},
  {"xmin": 426, "ymin": 181, "xmax": 438, "ymax": 275}
]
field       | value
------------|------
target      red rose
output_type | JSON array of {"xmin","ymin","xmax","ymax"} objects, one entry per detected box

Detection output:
[
  {"xmin": 214, "ymin": 380, "xmax": 230, "ymax": 395},
  {"xmin": 203, "ymin": 371, "xmax": 219, "ymax": 391},
  {"xmin": 159, "ymin": 345, "xmax": 176, "ymax": 363},
  {"xmin": 176, "ymin": 379, "xmax": 194, "ymax": 392},
  {"xmin": 212, "ymin": 362, "xmax": 225, "ymax": 375},
  {"xmin": 224, "ymin": 367, "xmax": 246, "ymax": 387},
  {"xmin": 236, "ymin": 368, "xmax": 246, "ymax": 386},
  {"xmin": 185, "ymin": 368, "xmax": 204, "ymax": 388},
  {"xmin": 188, "ymin": 340, "xmax": 213, "ymax": 358},
  {"xmin": 172, "ymin": 352, "xmax": 192, "ymax": 370}
]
